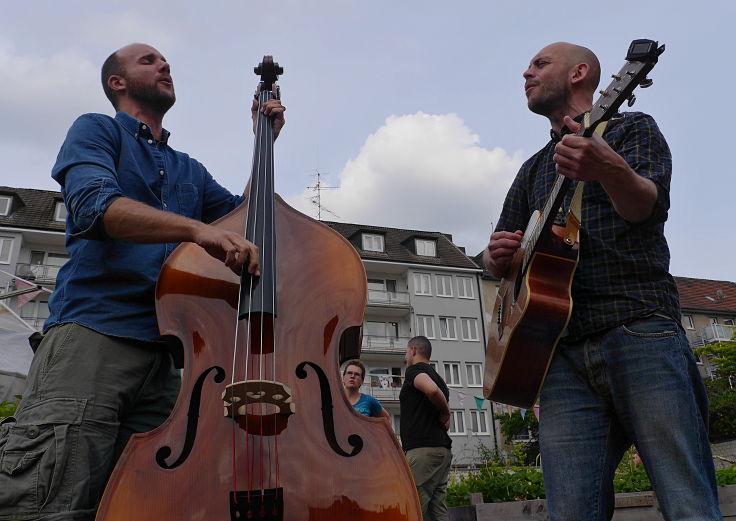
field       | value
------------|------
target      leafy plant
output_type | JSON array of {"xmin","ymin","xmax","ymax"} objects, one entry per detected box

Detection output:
[
  {"xmin": 0, "ymin": 395, "xmax": 22, "ymax": 421},
  {"xmin": 495, "ymin": 409, "xmax": 539, "ymax": 463},
  {"xmin": 695, "ymin": 330, "xmax": 736, "ymax": 442}
]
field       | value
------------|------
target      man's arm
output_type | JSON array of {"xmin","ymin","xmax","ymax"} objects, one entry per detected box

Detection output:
[
  {"xmin": 553, "ymin": 115, "xmax": 659, "ymax": 223},
  {"xmin": 102, "ymin": 197, "xmax": 259, "ymax": 275},
  {"xmin": 413, "ymin": 373, "xmax": 451, "ymax": 430}
]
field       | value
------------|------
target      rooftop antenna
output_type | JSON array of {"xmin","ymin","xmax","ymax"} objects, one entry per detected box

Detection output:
[{"xmin": 307, "ymin": 170, "xmax": 339, "ymax": 220}]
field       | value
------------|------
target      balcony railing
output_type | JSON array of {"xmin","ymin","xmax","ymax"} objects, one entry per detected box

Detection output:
[
  {"xmin": 367, "ymin": 290, "xmax": 410, "ymax": 307},
  {"xmin": 16, "ymin": 263, "xmax": 62, "ymax": 283},
  {"xmin": 362, "ymin": 335, "xmax": 410, "ymax": 354},
  {"xmin": 696, "ymin": 324, "xmax": 736, "ymax": 345},
  {"xmin": 360, "ymin": 376, "xmax": 403, "ymax": 401}
]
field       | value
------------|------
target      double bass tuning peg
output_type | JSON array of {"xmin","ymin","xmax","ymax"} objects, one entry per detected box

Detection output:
[
  {"xmin": 627, "ymin": 93, "xmax": 636, "ymax": 107},
  {"xmin": 639, "ymin": 77, "xmax": 654, "ymax": 88}
]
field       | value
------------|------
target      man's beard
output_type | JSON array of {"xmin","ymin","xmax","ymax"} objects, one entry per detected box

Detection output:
[
  {"xmin": 126, "ymin": 77, "xmax": 176, "ymax": 114},
  {"xmin": 527, "ymin": 82, "xmax": 568, "ymax": 117}
]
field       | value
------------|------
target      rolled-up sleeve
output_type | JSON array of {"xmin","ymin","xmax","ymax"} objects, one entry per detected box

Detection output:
[{"xmin": 52, "ymin": 115, "xmax": 125, "ymax": 240}]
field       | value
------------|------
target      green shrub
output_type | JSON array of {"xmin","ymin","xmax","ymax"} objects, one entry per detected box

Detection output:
[
  {"xmin": 0, "ymin": 395, "xmax": 22, "ymax": 421},
  {"xmin": 448, "ymin": 445, "xmax": 736, "ymax": 506}
]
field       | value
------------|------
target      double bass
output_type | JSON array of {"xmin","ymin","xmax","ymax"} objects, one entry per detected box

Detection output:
[{"xmin": 96, "ymin": 57, "xmax": 422, "ymax": 520}]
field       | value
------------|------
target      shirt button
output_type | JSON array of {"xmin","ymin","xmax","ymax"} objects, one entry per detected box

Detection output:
[
  {"xmin": 163, "ymin": 202, "xmax": 168, "ymax": 208},
  {"xmin": 27, "ymin": 425, "xmax": 40, "ymax": 439},
  {"xmin": 159, "ymin": 170, "xmax": 165, "ymax": 176},
  {"xmin": 148, "ymin": 139, "xmax": 153, "ymax": 144},
  {"xmin": 142, "ymin": 124, "xmax": 147, "ymax": 130}
]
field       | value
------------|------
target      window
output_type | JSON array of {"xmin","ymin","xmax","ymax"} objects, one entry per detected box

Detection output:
[
  {"xmin": 443, "ymin": 362, "xmax": 461, "ymax": 386},
  {"xmin": 439, "ymin": 316, "xmax": 457, "ymax": 340},
  {"xmin": 367, "ymin": 278, "xmax": 398, "ymax": 302},
  {"xmin": 457, "ymin": 276, "xmax": 474, "ymax": 299},
  {"xmin": 0, "ymin": 237, "xmax": 13, "ymax": 264},
  {"xmin": 449, "ymin": 410, "xmax": 466, "ymax": 435},
  {"xmin": 429, "ymin": 361, "xmax": 438, "ymax": 373},
  {"xmin": 470, "ymin": 410, "xmax": 489, "ymax": 434},
  {"xmin": 466, "ymin": 363, "xmax": 483, "ymax": 387},
  {"xmin": 0, "ymin": 195, "xmax": 11, "ymax": 216},
  {"xmin": 436, "ymin": 275, "xmax": 453, "ymax": 297},
  {"xmin": 54, "ymin": 201, "xmax": 68, "ymax": 222},
  {"xmin": 725, "ymin": 319, "xmax": 735, "ymax": 326},
  {"xmin": 416, "ymin": 315, "xmax": 435, "ymax": 339},
  {"xmin": 709, "ymin": 317, "xmax": 719, "ymax": 325},
  {"xmin": 415, "ymin": 239, "xmax": 436, "ymax": 257},
  {"xmin": 362, "ymin": 233, "xmax": 384, "ymax": 252},
  {"xmin": 682, "ymin": 315, "xmax": 695, "ymax": 330},
  {"xmin": 413, "ymin": 273, "xmax": 432, "ymax": 295},
  {"xmin": 460, "ymin": 317, "xmax": 479, "ymax": 341},
  {"xmin": 364, "ymin": 321, "xmax": 398, "ymax": 339}
]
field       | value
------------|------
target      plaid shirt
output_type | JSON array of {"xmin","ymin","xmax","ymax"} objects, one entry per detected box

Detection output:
[{"xmin": 495, "ymin": 111, "xmax": 680, "ymax": 342}]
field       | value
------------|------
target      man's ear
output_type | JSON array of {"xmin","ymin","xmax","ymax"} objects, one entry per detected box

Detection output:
[
  {"xmin": 569, "ymin": 62, "xmax": 590, "ymax": 88},
  {"xmin": 108, "ymin": 74, "xmax": 126, "ymax": 95}
]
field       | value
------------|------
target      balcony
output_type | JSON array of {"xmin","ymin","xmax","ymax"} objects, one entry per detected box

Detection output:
[
  {"xmin": 367, "ymin": 289, "xmax": 410, "ymax": 307},
  {"xmin": 696, "ymin": 324, "xmax": 736, "ymax": 346},
  {"xmin": 362, "ymin": 335, "xmax": 410, "ymax": 355},
  {"xmin": 16, "ymin": 263, "xmax": 61, "ymax": 284},
  {"xmin": 360, "ymin": 375, "xmax": 403, "ymax": 402}
]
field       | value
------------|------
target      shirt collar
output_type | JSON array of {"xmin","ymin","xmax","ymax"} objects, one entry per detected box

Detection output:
[
  {"xmin": 115, "ymin": 111, "xmax": 171, "ymax": 144},
  {"xmin": 550, "ymin": 112, "xmax": 586, "ymax": 143}
]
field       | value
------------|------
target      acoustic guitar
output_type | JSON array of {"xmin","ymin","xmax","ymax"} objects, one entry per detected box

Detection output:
[{"xmin": 483, "ymin": 39, "xmax": 665, "ymax": 408}]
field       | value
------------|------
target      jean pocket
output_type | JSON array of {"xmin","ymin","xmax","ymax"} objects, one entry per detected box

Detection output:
[
  {"xmin": 621, "ymin": 316, "xmax": 678, "ymax": 338},
  {"xmin": 0, "ymin": 398, "xmax": 86, "ymax": 515}
]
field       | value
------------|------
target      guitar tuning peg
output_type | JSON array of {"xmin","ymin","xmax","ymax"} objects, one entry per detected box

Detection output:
[
  {"xmin": 627, "ymin": 93, "xmax": 637, "ymax": 107},
  {"xmin": 639, "ymin": 77, "xmax": 654, "ymax": 88}
]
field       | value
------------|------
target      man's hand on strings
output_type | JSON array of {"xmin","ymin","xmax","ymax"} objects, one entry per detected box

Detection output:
[
  {"xmin": 193, "ymin": 225, "xmax": 261, "ymax": 276},
  {"xmin": 553, "ymin": 115, "xmax": 629, "ymax": 183},
  {"xmin": 484, "ymin": 230, "xmax": 523, "ymax": 279},
  {"xmin": 251, "ymin": 98, "xmax": 286, "ymax": 139}
]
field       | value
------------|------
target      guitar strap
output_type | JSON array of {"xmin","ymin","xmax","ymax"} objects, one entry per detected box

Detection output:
[{"xmin": 564, "ymin": 114, "xmax": 608, "ymax": 245}]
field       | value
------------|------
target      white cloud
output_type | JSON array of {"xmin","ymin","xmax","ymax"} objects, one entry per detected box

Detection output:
[{"xmin": 286, "ymin": 112, "xmax": 523, "ymax": 255}]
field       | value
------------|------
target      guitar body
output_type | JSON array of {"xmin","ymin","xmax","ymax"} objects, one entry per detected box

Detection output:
[{"xmin": 483, "ymin": 215, "xmax": 579, "ymax": 408}]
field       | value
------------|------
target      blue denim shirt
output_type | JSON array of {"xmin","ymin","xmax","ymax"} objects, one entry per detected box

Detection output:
[{"xmin": 45, "ymin": 112, "xmax": 244, "ymax": 341}]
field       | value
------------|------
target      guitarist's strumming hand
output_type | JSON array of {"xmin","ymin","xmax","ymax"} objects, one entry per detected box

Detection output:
[
  {"xmin": 553, "ymin": 115, "xmax": 658, "ymax": 223},
  {"xmin": 483, "ymin": 230, "xmax": 523, "ymax": 279}
]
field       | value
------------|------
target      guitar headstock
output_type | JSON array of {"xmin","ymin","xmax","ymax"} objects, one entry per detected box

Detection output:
[{"xmin": 583, "ymin": 39, "xmax": 664, "ymax": 137}]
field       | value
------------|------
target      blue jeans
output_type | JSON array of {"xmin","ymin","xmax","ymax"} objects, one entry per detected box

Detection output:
[{"xmin": 539, "ymin": 316, "xmax": 722, "ymax": 521}]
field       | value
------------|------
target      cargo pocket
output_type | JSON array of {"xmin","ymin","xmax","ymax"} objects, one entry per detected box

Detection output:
[{"xmin": 0, "ymin": 397, "xmax": 86, "ymax": 518}]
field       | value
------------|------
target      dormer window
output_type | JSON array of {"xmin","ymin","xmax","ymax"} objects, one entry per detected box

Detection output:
[
  {"xmin": 54, "ymin": 201, "xmax": 68, "ymax": 222},
  {"xmin": 415, "ymin": 239, "xmax": 436, "ymax": 257},
  {"xmin": 362, "ymin": 233, "xmax": 384, "ymax": 252},
  {"xmin": 0, "ymin": 195, "xmax": 11, "ymax": 216}
]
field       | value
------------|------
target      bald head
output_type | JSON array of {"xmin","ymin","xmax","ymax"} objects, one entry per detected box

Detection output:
[{"xmin": 539, "ymin": 42, "xmax": 601, "ymax": 94}]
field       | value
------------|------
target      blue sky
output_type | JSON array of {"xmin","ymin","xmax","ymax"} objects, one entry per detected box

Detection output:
[{"xmin": 1, "ymin": 1, "xmax": 733, "ymax": 282}]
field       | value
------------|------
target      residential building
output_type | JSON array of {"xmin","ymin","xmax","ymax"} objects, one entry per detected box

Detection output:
[
  {"xmin": 675, "ymin": 276, "xmax": 736, "ymax": 378},
  {"xmin": 326, "ymin": 222, "xmax": 496, "ymax": 467},
  {"xmin": 0, "ymin": 186, "xmax": 68, "ymax": 330}
]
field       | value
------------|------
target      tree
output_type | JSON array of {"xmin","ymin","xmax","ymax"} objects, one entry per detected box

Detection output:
[{"xmin": 696, "ymin": 329, "xmax": 736, "ymax": 442}]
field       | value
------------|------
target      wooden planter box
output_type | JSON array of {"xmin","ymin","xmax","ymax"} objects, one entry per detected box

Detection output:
[{"xmin": 448, "ymin": 484, "xmax": 736, "ymax": 521}]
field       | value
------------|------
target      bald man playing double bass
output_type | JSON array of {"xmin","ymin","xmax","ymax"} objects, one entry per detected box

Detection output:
[{"xmin": 0, "ymin": 43, "xmax": 284, "ymax": 521}]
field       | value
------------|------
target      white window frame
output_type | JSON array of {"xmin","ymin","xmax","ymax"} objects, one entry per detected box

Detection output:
[
  {"xmin": 54, "ymin": 201, "xmax": 68, "ymax": 222},
  {"xmin": 709, "ymin": 317, "xmax": 719, "ymax": 325},
  {"xmin": 725, "ymin": 319, "xmax": 735, "ymax": 326},
  {"xmin": 0, "ymin": 195, "xmax": 11, "ymax": 216},
  {"xmin": 460, "ymin": 317, "xmax": 479, "ymax": 341},
  {"xmin": 429, "ymin": 361, "xmax": 438, "ymax": 373},
  {"xmin": 449, "ymin": 409, "xmax": 466, "ymax": 435},
  {"xmin": 436, "ymin": 274, "xmax": 453, "ymax": 297},
  {"xmin": 415, "ymin": 239, "xmax": 437, "ymax": 257},
  {"xmin": 416, "ymin": 315, "xmax": 435, "ymax": 339},
  {"xmin": 439, "ymin": 316, "xmax": 457, "ymax": 340},
  {"xmin": 457, "ymin": 276, "xmax": 474, "ymax": 299},
  {"xmin": 682, "ymin": 314, "xmax": 695, "ymax": 330},
  {"xmin": 470, "ymin": 410, "xmax": 490, "ymax": 434},
  {"xmin": 465, "ymin": 362, "xmax": 483, "ymax": 387},
  {"xmin": 362, "ymin": 233, "xmax": 384, "ymax": 252},
  {"xmin": 0, "ymin": 237, "xmax": 13, "ymax": 264},
  {"xmin": 413, "ymin": 273, "xmax": 432, "ymax": 295},
  {"xmin": 443, "ymin": 362, "xmax": 461, "ymax": 387}
]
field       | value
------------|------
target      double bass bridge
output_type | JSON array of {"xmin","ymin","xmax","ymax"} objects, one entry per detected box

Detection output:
[{"xmin": 223, "ymin": 380, "xmax": 295, "ymax": 436}]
